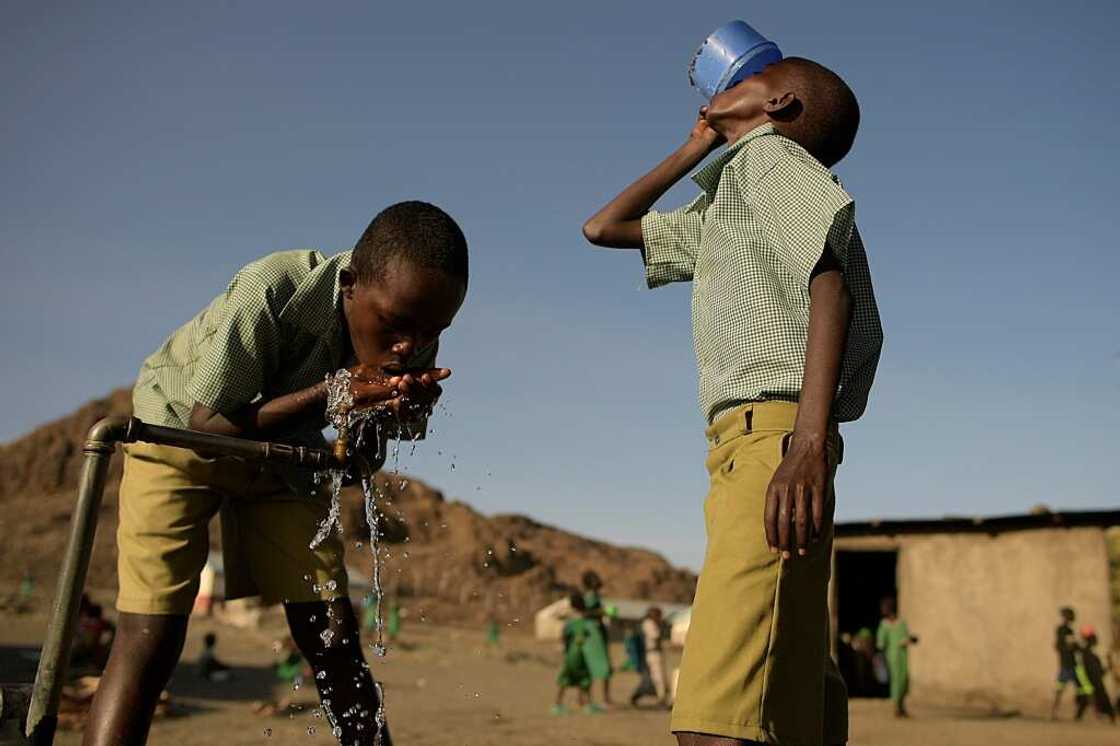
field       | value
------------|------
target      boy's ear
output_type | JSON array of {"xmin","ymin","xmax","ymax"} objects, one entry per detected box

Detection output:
[
  {"xmin": 763, "ymin": 91, "xmax": 798, "ymax": 118},
  {"xmin": 339, "ymin": 267, "xmax": 357, "ymax": 298}
]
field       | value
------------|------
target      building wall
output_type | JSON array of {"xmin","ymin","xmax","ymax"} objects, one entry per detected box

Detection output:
[{"xmin": 897, "ymin": 527, "xmax": 1113, "ymax": 714}]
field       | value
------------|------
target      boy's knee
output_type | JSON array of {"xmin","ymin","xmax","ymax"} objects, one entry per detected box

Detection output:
[
  {"xmin": 114, "ymin": 613, "xmax": 188, "ymax": 653},
  {"xmin": 285, "ymin": 600, "xmax": 361, "ymax": 660}
]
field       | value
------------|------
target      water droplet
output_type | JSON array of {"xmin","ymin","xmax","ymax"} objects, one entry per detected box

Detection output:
[
  {"xmin": 320, "ymin": 629, "xmax": 335, "ymax": 646},
  {"xmin": 307, "ymin": 725, "xmax": 317, "ymax": 736},
  {"xmin": 264, "ymin": 727, "xmax": 273, "ymax": 737}
]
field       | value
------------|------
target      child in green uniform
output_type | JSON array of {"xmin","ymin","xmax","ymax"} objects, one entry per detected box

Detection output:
[
  {"xmin": 554, "ymin": 593, "xmax": 604, "ymax": 715},
  {"xmin": 387, "ymin": 600, "xmax": 402, "ymax": 641},
  {"xmin": 876, "ymin": 596, "xmax": 917, "ymax": 717},
  {"xmin": 485, "ymin": 615, "xmax": 501, "ymax": 647},
  {"xmin": 581, "ymin": 571, "xmax": 615, "ymax": 707}
]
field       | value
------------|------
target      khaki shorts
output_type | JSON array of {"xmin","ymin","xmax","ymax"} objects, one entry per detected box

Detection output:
[
  {"xmin": 116, "ymin": 442, "xmax": 349, "ymax": 615},
  {"xmin": 670, "ymin": 402, "xmax": 848, "ymax": 745}
]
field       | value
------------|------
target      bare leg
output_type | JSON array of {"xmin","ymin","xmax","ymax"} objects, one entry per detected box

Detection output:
[
  {"xmin": 285, "ymin": 599, "xmax": 389, "ymax": 746},
  {"xmin": 83, "ymin": 613, "xmax": 189, "ymax": 746},
  {"xmin": 601, "ymin": 677, "xmax": 613, "ymax": 707},
  {"xmin": 1051, "ymin": 683, "xmax": 1066, "ymax": 719}
]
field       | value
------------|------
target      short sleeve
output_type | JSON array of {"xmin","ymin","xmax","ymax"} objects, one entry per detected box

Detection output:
[
  {"xmin": 753, "ymin": 155, "xmax": 855, "ymax": 288},
  {"xmin": 639, "ymin": 192, "xmax": 709, "ymax": 288},
  {"xmin": 187, "ymin": 269, "xmax": 283, "ymax": 415}
]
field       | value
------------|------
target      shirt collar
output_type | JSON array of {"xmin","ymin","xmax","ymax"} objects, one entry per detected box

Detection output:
[{"xmin": 692, "ymin": 122, "xmax": 777, "ymax": 196}]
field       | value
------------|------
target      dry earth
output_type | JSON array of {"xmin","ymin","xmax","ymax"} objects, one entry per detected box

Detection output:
[{"xmin": 2, "ymin": 602, "xmax": 1116, "ymax": 746}]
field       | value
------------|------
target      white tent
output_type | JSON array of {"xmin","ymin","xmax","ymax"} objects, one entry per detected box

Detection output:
[
  {"xmin": 669, "ymin": 607, "xmax": 691, "ymax": 647},
  {"xmin": 533, "ymin": 596, "xmax": 691, "ymax": 643},
  {"xmin": 191, "ymin": 550, "xmax": 373, "ymax": 627}
]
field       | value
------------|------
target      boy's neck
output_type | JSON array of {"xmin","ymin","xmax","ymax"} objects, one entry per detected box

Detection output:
[{"xmin": 719, "ymin": 114, "xmax": 772, "ymax": 149}]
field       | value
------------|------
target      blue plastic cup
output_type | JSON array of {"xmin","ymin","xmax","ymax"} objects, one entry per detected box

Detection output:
[{"xmin": 689, "ymin": 20, "xmax": 783, "ymax": 99}]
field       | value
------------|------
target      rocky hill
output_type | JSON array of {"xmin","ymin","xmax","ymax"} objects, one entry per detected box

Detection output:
[{"xmin": 0, "ymin": 391, "xmax": 696, "ymax": 624}]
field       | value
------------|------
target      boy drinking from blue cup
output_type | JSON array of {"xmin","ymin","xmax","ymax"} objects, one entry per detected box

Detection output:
[{"xmin": 583, "ymin": 52, "xmax": 882, "ymax": 745}]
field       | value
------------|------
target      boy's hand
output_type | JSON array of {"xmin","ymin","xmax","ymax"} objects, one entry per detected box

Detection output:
[
  {"xmin": 394, "ymin": 368, "xmax": 451, "ymax": 421},
  {"xmin": 346, "ymin": 365, "xmax": 404, "ymax": 409},
  {"xmin": 764, "ymin": 435, "xmax": 830, "ymax": 559},
  {"xmin": 688, "ymin": 107, "xmax": 725, "ymax": 154}
]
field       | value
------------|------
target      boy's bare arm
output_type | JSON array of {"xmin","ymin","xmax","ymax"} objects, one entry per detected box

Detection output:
[
  {"xmin": 582, "ymin": 111, "xmax": 724, "ymax": 248},
  {"xmin": 764, "ymin": 252, "xmax": 852, "ymax": 559},
  {"xmin": 188, "ymin": 366, "xmax": 444, "ymax": 438},
  {"xmin": 189, "ymin": 382, "xmax": 331, "ymax": 438}
]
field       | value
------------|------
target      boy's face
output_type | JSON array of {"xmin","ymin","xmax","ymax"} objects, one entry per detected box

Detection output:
[
  {"xmin": 341, "ymin": 255, "xmax": 466, "ymax": 374},
  {"xmin": 703, "ymin": 62, "xmax": 791, "ymax": 139}
]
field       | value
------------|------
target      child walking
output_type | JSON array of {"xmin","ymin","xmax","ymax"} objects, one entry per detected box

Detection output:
[
  {"xmin": 876, "ymin": 597, "xmax": 917, "ymax": 718},
  {"xmin": 554, "ymin": 593, "xmax": 602, "ymax": 715},
  {"xmin": 584, "ymin": 55, "xmax": 882, "ymax": 745}
]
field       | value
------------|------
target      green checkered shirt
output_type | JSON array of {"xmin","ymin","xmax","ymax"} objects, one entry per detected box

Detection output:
[
  {"xmin": 641, "ymin": 123, "xmax": 883, "ymax": 424},
  {"xmin": 133, "ymin": 249, "xmax": 436, "ymax": 450}
]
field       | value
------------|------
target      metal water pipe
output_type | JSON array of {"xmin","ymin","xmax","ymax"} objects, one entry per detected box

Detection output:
[{"xmin": 16, "ymin": 417, "xmax": 337, "ymax": 745}]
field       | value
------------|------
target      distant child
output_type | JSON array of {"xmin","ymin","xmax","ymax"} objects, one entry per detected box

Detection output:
[
  {"xmin": 554, "ymin": 592, "xmax": 598, "ymax": 715},
  {"xmin": 72, "ymin": 595, "xmax": 115, "ymax": 670},
  {"xmin": 581, "ymin": 571, "xmax": 614, "ymax": 707},
  {"xmin": 387, "ymin": 600, "xmax": 402, "ymax": 641},
  {"xmin": 876, "ymin": 597, "xmax": 917, "ymax": 718},
  {"xmin": 274, "ymin": 636, "xmax": 307, "ymax": 687},
  {"xmin": 1111, "ymin": 622, "xmax": 1120, "ymax": 714},
  {"xmin": 622, "ymin": 623, "xmax": 646, "ymax": 674},
  {"xmin": 85, "ymin": 202, "xmax": 469, "ymax": 746},
  {"xmin": 198, "ymin": 632, "xmax": 232, "ymax": 683},
  {"xmin": 1052, "ymin": 606, "xmax": 1079, "ymax": 719},
  {"xmin": 632, "ymin": 606, "xmax": 669, "ymax": 708},
  {"xmin": 1074, "ymin": 625, "xmax": 1116, "ymax": 723},
  {"xmin": 584, "ymin": 55, "xmax": 881, "ymax": 745},
  {"xmin": 361, "ymin": 593, "xmax": 378, "ymax": 635},
  {"xmin": 485, "ymin": 615, "xmax": 502, "ymax": 647}
]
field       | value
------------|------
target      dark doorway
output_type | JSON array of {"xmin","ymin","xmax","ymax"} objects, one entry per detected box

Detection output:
[{"xmin": 834, "ymin": 549, "xmax": 897, "ymax": 698}]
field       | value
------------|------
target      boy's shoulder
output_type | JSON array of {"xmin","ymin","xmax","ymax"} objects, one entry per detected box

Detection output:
[
  {"xmin": 729, "ymin": 131, "xmax": 841, "ymax": 194},
  {"xmin": 235, "ymin": 249, "xmax": 328, "ymax": 289},
  {"xmin": 227, "ymin": 249, "xmax": 342, "ymax": 319}
]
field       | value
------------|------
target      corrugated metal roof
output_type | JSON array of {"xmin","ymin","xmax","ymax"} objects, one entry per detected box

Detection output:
[{"xmin": 835, "ymin": 508, "xmax": 1120, "ymax": 538}]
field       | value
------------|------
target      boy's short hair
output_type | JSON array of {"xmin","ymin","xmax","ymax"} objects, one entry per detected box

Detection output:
[
  {"xmin": 581, "ymin": 570, "xmax": 602, "ymax": 590},
  {"xmin": 568, "ymin": 591, "xmax": 587, "ymax": 612},
  {"xmin": 351, "ymin": 200, "xmax": 469, "ymax": 286},
  {"xmin": 773, "ymin": 57, "xmax": 860, "ymax": 167}
]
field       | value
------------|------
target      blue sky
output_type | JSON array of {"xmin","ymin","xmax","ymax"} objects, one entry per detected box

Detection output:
[{"xmin": 2, "ymin": 1, "xmax": 1117, "ymax": 570}]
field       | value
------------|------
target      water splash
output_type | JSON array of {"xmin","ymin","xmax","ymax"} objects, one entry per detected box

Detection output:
[
  {"xmin": 373, "ymin": 681, "xmax": 387, "ymax": 746},
  {"xmin": 314, "ymin": 367, "xmax": 443, "ymax": 745},
  {"xmin": 360, "ymin": 475, "xmax": 387, "ymax": 658},
  {"xmin": 309, "ymin": 470, "xmax": 345, "ymax": 550}
]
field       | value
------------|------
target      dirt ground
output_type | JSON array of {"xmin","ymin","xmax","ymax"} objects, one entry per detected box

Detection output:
[{"xmin": 2, "ymin": 603, "xmax": 1117, "ymax": 746}]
